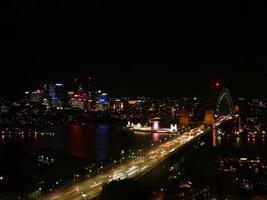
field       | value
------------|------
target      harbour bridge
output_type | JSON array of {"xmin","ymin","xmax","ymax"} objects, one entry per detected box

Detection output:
[{"xmin": 36, "ymin": 84, "xmax": 241, "ymax": 200}]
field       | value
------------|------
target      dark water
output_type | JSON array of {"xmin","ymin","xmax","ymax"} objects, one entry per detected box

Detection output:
[
  {"xmin": 215, "ymin": 120, "xmax": 267, "ymax": 159},
  {"xmin": 41, "ymin": 124, "xmax": 164, "ymax": 161},
  {"xmin": 0, "ymin": 124, "xmax": 164, "ymax": 162}
]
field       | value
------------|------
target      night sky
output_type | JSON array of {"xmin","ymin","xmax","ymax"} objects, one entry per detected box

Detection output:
[{"xmin": 0, "ymin": 1, "xmax": 266, "ymax": 98}]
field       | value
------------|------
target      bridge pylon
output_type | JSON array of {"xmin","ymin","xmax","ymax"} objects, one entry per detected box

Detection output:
[
  {"xmin": 235, "ymin": 105, "xmax": 242, "ymax": 133},
  {"xmin": 180, "ymin": 110, "xmax": 190, "ymax": 127},
  {"xmin": 204, "ymin": 110, "xmax": 216, "ymax": 147}
]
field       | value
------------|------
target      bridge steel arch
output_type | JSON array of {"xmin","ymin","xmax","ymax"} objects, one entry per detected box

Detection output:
[
  {"xmin": 215, "ymin": 87, "xmax": 234, "ymax": 116},
  {"xmin": 194, "ymin": 86, "xmax": 235, "ymax": 121}
]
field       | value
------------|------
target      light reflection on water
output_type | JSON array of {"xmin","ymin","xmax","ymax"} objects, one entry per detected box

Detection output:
[
  {"xmin": 152, "ymin": 133, "xmax": 160, "ymax": 142},
  {"xmin": 3, "ymin": 122, "xmax": 266, "ymax": 161},
  {"xmin": 235, "ymin": 136, "xmax": 241, "ymax": 148},
  {"xmin": 0, "ymin": 124, "xmax": 166, "ymax": 161},
  {"xmin": 214, "ymin": 127, "xmax": 267, "ymax": 157}
]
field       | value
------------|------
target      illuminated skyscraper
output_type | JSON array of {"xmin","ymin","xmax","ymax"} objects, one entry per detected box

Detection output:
[
  {"xmin": 49, "ymin": 84, "xmax": 56, "ymax": 100},
  {"xmin": 48, "ymin": 83, "xmax": 65, "ymax": 109},
  {"xmin": 70, "ymin": 85, "xmax": 87, "ymax": 109},
  {"xmin": 95, "ymin": 90, "xmax": 109, "ymax": 111},
  {"xmin": 110, "ymin": 98, "xmax": 124, "ymax": 111},
  {"xmin": 31, "ymin": 89, "xmax": 42, "ymax": 102},
  {"xmin": 24, "ymin": 91, "xmax": 30, "ymax": 101}
]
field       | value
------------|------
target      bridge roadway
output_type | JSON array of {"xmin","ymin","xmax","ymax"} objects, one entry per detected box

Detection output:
[{"xmin": 41, "ymin": 115, "xmax": 233, "ymax": 200}]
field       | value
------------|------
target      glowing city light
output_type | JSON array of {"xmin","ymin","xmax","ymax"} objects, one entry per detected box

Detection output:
[
  {"xmin": 99, "ymin": 98, "xmax": 106, "ymax": 103},
  {"xmin": 56, "ymin": 83, "xmax": 63, "ymax": 86},
  {"xmin": 153, "ymin": 121, "xmax": 159, "ymax": 132}
]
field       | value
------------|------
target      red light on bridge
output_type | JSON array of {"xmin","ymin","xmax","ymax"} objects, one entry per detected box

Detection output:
[
  {"xmin": 210, "ymin": 79, "xmax": 222, "ymax": 89},
  {"xmin": 212, "ymin": 80, "xmax": 222, "ymax": 89}
]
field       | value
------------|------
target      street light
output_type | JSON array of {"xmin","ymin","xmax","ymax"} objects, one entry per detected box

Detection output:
[{"xmin": 73, "ymin": 174, "xmax": 79, "ymax": 183}]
